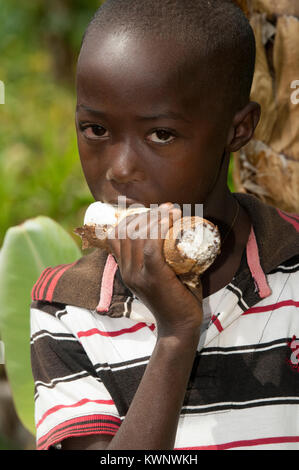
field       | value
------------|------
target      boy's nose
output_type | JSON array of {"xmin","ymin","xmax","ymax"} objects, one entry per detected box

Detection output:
[{"xmin": 105, "ymin": 144, "xmax": 143, "ymax": 184}]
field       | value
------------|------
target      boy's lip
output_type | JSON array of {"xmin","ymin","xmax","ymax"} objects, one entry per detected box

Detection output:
[{"xmin": 107, "ymin": 196, "xmax": 147, "ymax": 209}]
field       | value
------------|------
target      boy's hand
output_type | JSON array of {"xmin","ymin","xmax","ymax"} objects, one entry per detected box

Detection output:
[{"xmin": 106, "ymin": 203, "xmax": 203, "ymax": 340}]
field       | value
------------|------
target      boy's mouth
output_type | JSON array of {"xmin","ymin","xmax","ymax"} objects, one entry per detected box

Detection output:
[{"xmin": 106, "ymin": 196, "xmax": 147, "ymax": 210}]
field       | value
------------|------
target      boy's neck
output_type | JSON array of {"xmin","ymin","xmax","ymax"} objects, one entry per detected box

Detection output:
[{"xmin": 200, "ymin": 190, "xmax": 252, "ymax": 298}]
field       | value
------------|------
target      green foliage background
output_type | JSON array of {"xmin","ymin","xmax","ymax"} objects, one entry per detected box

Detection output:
[{"xmin": 0, "ymin": 0, "xmax": 103, "ymax": 246}]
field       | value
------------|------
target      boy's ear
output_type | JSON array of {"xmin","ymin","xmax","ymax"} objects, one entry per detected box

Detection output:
[{"xmin": 226, "ymin": 101, "xmax": 261, "ymax": 152}]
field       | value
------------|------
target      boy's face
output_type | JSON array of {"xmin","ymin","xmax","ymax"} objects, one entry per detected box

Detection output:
[{"xmin": 76, "ymin": 32, "xmax": 231, "ymax": 209}]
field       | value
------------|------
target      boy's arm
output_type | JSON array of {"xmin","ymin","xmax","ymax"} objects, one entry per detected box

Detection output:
[
  {"xmin": 62, "ymin": 328, "xmax": 199, "ymax": 450},
  {"xmin": 62, "ymin": 204, "xmax": 203, "ymax": 450}
]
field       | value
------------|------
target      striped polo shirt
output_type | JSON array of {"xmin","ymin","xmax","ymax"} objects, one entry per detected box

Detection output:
[{"xmin": 30, "ymin": 193, "xmax": 299, "ymax": 450}]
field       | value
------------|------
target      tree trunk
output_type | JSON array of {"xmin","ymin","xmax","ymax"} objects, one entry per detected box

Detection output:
[{"xmin": 232, "ymin": 0, "xmax": 299, "ymax": 213}]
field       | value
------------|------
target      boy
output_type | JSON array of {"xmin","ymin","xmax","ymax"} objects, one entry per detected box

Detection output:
[{"xmin": 30, "ymin": 0, "xmax": 299, "ymax": 450}]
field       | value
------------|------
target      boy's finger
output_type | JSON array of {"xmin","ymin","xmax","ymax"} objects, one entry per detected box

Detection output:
[
  {"xmin": 159, "ymin": 207, "xmax": 182, "ymax": 240},
  {"xmin": 129, "ymin": 236, "xmax": 145, "ymax": 270},
  {"xmin": 111, "ymin": 213, "xmax": 137, "ymax": 241},
  {"xmin": 126, "ymin": 210, "xmax": 151, "ymax": 241},
  {"xmin": 142, "ymin": 207, "xmax": 182, "ymax": 270}
]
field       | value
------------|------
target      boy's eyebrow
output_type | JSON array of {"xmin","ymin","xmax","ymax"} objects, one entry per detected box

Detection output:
[
  {"xmin": 137, "ymin": 112, "xmax": 192, "ymax": 123},
  {"xmin": 76, "ymin": 104, "xmax": 191, "ymax": 123},
  {"xmin": 76, "ymin": 104, "xmax": 107, "ymax": 117}
]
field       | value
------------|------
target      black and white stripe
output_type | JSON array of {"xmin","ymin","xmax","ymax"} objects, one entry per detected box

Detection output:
[
  {"xmin": 270, "ymin": 255, "xmax": 299, "ymax": 274},
  {"xmin": 226, "ymin": 283, "xmax": 250, "ymax": 311}
]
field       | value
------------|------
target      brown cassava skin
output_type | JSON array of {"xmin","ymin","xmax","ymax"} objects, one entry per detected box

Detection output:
[{"xmin": 163, "ymin": 216, "xmax": 221, "ymax": 275}]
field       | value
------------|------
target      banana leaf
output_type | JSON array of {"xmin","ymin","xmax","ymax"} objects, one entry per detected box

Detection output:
[{"xmin": 0, "ymin": 216, "xmax": 81, "ymax": 435}]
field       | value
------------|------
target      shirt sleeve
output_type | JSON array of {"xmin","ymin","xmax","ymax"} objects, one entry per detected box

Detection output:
[{"xmin": 30, "ymin": 301, "xmax": 121, "ymax": 450}]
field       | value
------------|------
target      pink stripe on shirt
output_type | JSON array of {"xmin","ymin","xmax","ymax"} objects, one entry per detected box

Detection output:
[
  {"xmin": 36, "ymin": 398, "xmax": 115, "ymax": 429},
  {"xmin": 45, "ymin": 262, "xmax": 78, "ymax": 302},
  {"xmin": 243, "ymin": 299, "xmax": 299, "ymax": 315},
  {"xmin": 246, "ymin": 226, "xmax": 271, "ymax": 299},
  {"xmin": 277, "ymin": 209, "xmax": 299, "ymax": 232},
  {"xmin": 77, "ymin": 322, "xmax": 156, "ymax": 338},
  {"xmin": 177, "ymin": 435, "xmax": 299, "ymax": 450},
  {"xmin": 96, "ymin": 254, "xmax": 118, "ymax": 313}
]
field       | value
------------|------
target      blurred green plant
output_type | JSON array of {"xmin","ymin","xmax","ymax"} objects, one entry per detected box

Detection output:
[
  {"xmin": 0, "ymin": 216, "xmax": 82, "ymax": 435},
  {"xmin": 0, "ymin": 433, "xmax": 21, "ymax": 450},
  {"xmin": 0, "ymin": 1, "xmax": 103, "ymax": 246}
]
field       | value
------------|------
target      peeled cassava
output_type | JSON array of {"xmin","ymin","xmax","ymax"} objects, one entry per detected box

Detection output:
[{"xmin": 74, "ymin": 202, "xmax": 221, "ymax": 287}]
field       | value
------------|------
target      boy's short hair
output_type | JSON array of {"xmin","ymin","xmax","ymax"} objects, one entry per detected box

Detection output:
[{"xmin": 81, "ymin": 0, "xmax": 256, "ymax": 119}]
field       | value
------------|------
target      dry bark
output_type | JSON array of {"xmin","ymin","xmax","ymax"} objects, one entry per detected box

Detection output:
[{"xmin": 232, "ymin": 0, "xmax": 299, "ymax": 213}]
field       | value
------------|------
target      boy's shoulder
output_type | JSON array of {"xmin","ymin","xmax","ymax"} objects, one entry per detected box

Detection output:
[
  {"xmin": 30, "ymin": 193, "xmax": 299, "ymax": 314},
  {"xmin": 30, "ymin": 247, "xmax": 131, "ymax": 314},
  {"xmin": 234, "ymin": 193, "xmax": 299, "ymax": 275}
]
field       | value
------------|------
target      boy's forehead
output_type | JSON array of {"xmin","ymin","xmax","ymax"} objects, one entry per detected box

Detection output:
[{"xmin": 77, "ymin": 31, "xmax": 209, "ymax": 115}]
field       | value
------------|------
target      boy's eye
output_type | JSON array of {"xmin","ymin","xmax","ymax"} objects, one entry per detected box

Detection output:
[
  {"xmin": 79, "ymin": 124, "xmax": 108, "ymax": 139},
  {"xmin": 79, "ymin": 124, "xmax": 176, "ymax": 145},
  {"xmin": 147, "ymin": 129, "xmax": 176, "ymax": 145}
]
